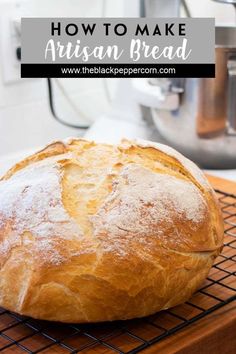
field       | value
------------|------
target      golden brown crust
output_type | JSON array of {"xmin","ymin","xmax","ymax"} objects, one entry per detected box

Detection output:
[{"xmin": 0, "ymin": 138, "xmax": 224, "ymax": 322}]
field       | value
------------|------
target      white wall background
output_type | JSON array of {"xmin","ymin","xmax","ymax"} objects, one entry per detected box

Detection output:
[
  {"xmin": 0, "ymin": 0, "xmax": 234, "ymax": 158},
  {"xmin": 186, "ymin": 0, "xmax": 235, "ymax": 24}
]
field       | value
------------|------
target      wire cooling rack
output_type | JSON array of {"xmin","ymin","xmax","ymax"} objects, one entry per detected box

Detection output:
[{"xmin": 0, "ymin": 189, "xmax": 236, "ymax": 354}]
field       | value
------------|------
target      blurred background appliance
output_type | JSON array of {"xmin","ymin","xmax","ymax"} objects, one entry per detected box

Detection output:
[
  {"xmin": 86, "ymin": 0, "xmax": 236, "ymax": 169},
  {"xmin": 133, "ymin": 25, "xmax": 236, "ymax": 168}
]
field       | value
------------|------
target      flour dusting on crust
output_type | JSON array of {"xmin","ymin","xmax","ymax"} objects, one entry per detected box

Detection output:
[
  {"xmin": 131, "ymin": 139, "xmax": 211, "ymax": 190},
  {"xmin": 0, "ymin": 156, "xmax": 82, "ymax": 264},
  {"xmin": 91, "ymin": 164, "xmax": 208, "ymax": 255}
]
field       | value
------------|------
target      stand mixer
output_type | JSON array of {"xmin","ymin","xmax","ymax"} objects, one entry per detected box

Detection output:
[{"xmin": 85, "ymin": 0, "xmax": 236, "ymax": 169}]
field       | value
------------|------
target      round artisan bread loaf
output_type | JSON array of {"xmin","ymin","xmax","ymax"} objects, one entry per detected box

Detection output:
[{"xmin": 0, "ymin": 138, "xmax": 224, "ymax": 323}]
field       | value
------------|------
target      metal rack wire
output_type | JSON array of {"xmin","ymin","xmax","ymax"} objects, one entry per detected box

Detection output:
[{"xmin": 0, "ymin": 189, "xmax": 235, "ymax": 354}]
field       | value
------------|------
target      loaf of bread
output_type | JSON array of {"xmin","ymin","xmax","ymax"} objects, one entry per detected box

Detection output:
[{"xmin": 0, "ymin": 138, "xmax": 224, "ymax": 323}]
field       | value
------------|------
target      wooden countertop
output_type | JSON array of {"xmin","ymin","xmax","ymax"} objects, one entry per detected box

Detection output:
[
  {"xmin": 143, "ymin": 302, "xmax": 236, "ymax": 354},
  {"xmin": 206, "ymin": 174, "xmax": 236, "ymax": 195}
]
